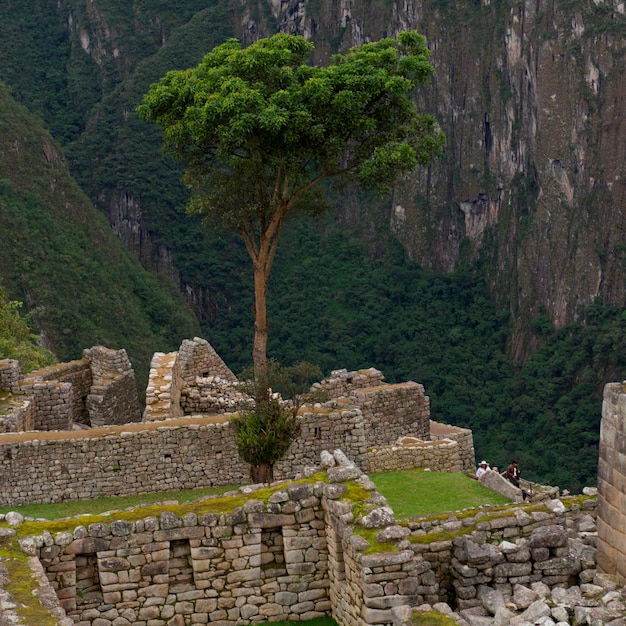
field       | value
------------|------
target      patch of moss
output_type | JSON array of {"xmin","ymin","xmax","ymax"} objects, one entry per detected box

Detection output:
[
  {"xmin": 562, "ymin": 494, "xmax": 596, "ymax": 510},
  {"xmin": 342, "ymin": 481, "xmax": 376, "ymax": 519},
  {"xmin": 408, "ymin": 526, "xmax": 471, "ymax": 545},
  {"xmin": 13, "ymin": 473, "xmax": 329, "ymax": 539},
  {"xmin": 411, "ymin": 611, "xmax": 459, "ymax": 625},
  {"xmin": 353, "ymin": 527, "xmax": 399, "ymax": 555},
  {"xmin": 0, "ymin": 537, "xmax": 59, "ymax": 626},
  {"xmin": 405, "ymin": 501, "xmax": 557, "ymax": 545}
]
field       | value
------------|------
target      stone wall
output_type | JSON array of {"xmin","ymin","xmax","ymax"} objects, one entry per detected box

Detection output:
[
  {"xmin": 597, "ymin": 381, "xmax": 626, "ymax": 583},
  {"xmin": 180, "ymin": 378, "xmax": 249, "ymax": 415},
  {"xmin": 179, "ymin": 337, "xmax": 237, "ymax": 385},
  {"xmin": 32, "ymin": 483, "xmax": 332, "ymax": 624},
  {"xmin": 429, "ymin": 420, "xmax": 475, "ymax": 474},
  {"xmin": 143, "ymin": 352, "xmax": 184, "ymax": 422},
  {"xmin": 353, "ymin": 382, "xmax": 430, "ymax": 445},
  {"xmin": 17, "ymin": 450, "xmax": 441, "ymax": 626},
  {"xmin": 19, "ymin": 360, "xmax": 90, "ymax": 428},
  {"xmin": 8, "ymin": 451, "xmax": 602, "ymax": 626},
  {"xmin": 313, "ymin": 367, "xmax": 385, "ymax": 399},
  {"xmin": 407, "ymin": 497, "xmax": 598, "ymax": 605},
  {"xmin": 0, "ymin": 397, "xmax": 36, "ymax": 433},
  {"xmin": 366, "ymin": 420, "xmax": 476, "ymax": 475},
  {"xmin": 367, "ymin": 438, "xmax": 466, "ymax": 474},
  {"xmin": 0, "ymin": 402, "xmax": 370, "ymax": 506},
  {"xmin": 0, "ymin": 359, "xmax": 21, "ymax": 393},
  {"xmin": 281, "ymin": 403, "xmax": 368, "ymax": 475},
  {"xmin": 1, "ymin": 347, "xmax": 140, "ymax": 432},
  {"xmin": 84, "ymin": 346, "xmax": 141, "ymax": 426},
  {"xmin": 0, "ymin": 391, "xmax": 441, "ymax": 507},
  {"xmin": 0, "ymin": 420, "xmax": 246, "ymax": 506}
]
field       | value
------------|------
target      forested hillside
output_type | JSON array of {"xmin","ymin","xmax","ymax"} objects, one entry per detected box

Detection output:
[
  {"xmin": 0, "ymin": 0, "xmax": 624, "ymax": 491},
  {"xmin": 0, "ymin": 82, "xmax": 200, "ymax": 387}
]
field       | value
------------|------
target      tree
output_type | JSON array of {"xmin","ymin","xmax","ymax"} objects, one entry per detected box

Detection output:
[
  {"xmin": 0, "ymin": 285, "xmax": 56, "ymax": 372},
  {"xmin": 232, "ymin": 360, "xmax": 323, "ymax": 483},
  {"xmin": 138, "ymin": 30, "xmax": 443, "ymax": 402}
]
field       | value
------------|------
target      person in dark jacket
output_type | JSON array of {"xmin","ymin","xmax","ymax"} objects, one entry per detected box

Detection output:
[{"xmin": 504, "ymin": 460, "xmax": 528, "ymax": 500}]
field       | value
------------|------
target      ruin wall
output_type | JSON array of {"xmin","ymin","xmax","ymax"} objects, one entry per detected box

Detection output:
[
  {"xmin": 313, "ymin": 367, "xmax": 385, "ymax": 399},
  {"xmin": 19, "ymin": 359, "xmax": 90, "ymax": 428},
  {"xmin": 0, "ymin": 403, "xmax": 371, "ymax": 506},
  {"xmin": 84, "ymin": 346, "xmax": 141, "ymax": 426},
  {"xmin": 597, "ymin": 381, "xmax": 626, "ymax": 583},
  {"xmin": 179, "ymin": 337, "xmax": 237, "ymax": 384},
  {"xmin": 406, "ymin": 498, "xmax": 598, "ymax": 605},
  {"xmin": 367, "ymin": 438, "xmax": 466, "ymax": 474},
  {"xmin": 0, "ymin": 359, "xmax": 21, "ymax": 393},
  {"xmin": 143, "ymin": 351, "xmax": 184, "ymax": 422},
  {"xmin": 0, "ymin": 376, "xmax": 433, "ymax": 506},
  {"xmin": 1, "ymin": 347, "xmax": 140, "ymax": 432},
  {"xmin": 353, "ymin": 382, "xmax": 430, "ymax": 446},
  {"xmin": 7, "ymin": 456, "xmax": 601, "ymax": 626}
]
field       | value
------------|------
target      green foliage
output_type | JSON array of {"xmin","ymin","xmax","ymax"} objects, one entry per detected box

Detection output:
[
  {"xmin": 228, "ymin": 215, "xmax": 616, "ymax": 493},
  {"xmin": 0, "ymin": 284, "xmax": 56, "ymax": 372},
  {"xmin": 231, "ymin": 398, "xmax": 301, "ymax": 476},
  {"xmin": 0, "ymin": 82, "xmax": 200, "ymax": 390},
  {"xmin": 139, "ymin": 31, "xmax": 443, "ymax": 211},
  {"xmin": 139, "ymin": 30, "xmax": 443, "ymax": 395}
]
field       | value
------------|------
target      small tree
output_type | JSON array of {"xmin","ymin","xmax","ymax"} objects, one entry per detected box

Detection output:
[
  {"xmin": 233, "ymin": 360, "xmax": 322, "ymax": 483},
  {"xmin": 138, "ymin": 31, "xmax": 443, "ymax": 401}
]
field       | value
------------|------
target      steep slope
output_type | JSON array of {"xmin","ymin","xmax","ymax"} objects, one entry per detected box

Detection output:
[
  {"xmin": 0, "ymin": 82, "xmax": 200, "ymax": 387},
  {"xmin": 263, "ymin": 0, "xmax": 626, "ymax": 359},
  {"xmin": 0, "ymin": 0, "xmax": 624, "ymax": 490}
]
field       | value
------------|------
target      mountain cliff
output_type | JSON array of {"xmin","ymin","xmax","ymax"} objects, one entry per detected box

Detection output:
[
  {"xmin": 0, "ymin": 80, "xmax": 200, "ymax": 386},
  {"xmin": 0, "ymin": 0, "xmax": 624, "ymax": 490},
  {"xmin": 260, "ymin": 0, "xmax": 626, "ymax": 359},
  {"xmin": 7, "ymin": 0, "xmax": 619, "ymax": 362}
]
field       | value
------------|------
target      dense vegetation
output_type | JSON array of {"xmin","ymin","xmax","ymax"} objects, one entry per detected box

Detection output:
[
  {"xmin": 0, "ymin": 286, "xmax": 56, "ymax": 373},
  {"xmin": 0, "ymin": 1, "xmax": 624, "ymax": 494},
  {"xmin": 0, "ymin": 82, "xmax": 200, "ymax": 390},
  {"xmin": 203, "ymin": 218, "xmax": 623, "ymax": 493}
]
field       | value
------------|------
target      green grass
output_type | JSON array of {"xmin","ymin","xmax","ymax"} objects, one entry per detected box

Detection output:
[
  {"xmin": 0, "ymin": 484, "xmax": 239, "ymax": 520},
  {"xmin": 270, "ymin": 617, "xmax": 337, "ymax": 626},
  {"xmin": 0, "ymin": 470, "xmax": 511, "ymax": 522},
  {"xmin": 369, "ymin": 470, "xmax": 511, "ymax": 518}
]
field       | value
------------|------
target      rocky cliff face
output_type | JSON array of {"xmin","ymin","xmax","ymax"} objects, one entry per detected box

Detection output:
[
  {"xmin": 13, "ymin": 0, "xmax": 623, "ymax": 360},
  {"xmin": 241, "ymin": 0, "xmax": 625, "ymax": 358}
]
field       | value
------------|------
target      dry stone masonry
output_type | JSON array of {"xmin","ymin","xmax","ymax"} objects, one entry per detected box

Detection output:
[
  {"xmin": 598, "ymin": 381, "xmax": 626, "ymax": 584},
  {"xmin": 0, "ymin": 353, "xmax": 474, "ymax": 507},
  {"xmin": 0, "ymin": 451, "xmax": 616, "ymax": 626},
  {"xmin": 144, "ymin": 338, "xmax": 248, "ymax": 420},
  {"xmin": 0, "ymin": 347, "xmax": 140, "ymax": 432},
  {"xmin": 3, "ymin": 338, "xmax": 626, "ymax": 624}
]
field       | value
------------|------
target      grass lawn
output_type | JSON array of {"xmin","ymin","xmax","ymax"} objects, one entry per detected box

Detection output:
[
  {"xmin": 0, "ymin": 470, "xmax": 510, "ymax": 523},
  {"xmin": 369, "ymin": 469, "xmax": 511, "ymax": 518},
  {"xmin": 0, "ymin": 485, "xmax": 239, "ymax": 520}
]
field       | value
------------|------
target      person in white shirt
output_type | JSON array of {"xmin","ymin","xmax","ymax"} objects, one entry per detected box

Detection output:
[{"xmin": 475, "ymin": 460, "xmax": 491, "ymax": 479}]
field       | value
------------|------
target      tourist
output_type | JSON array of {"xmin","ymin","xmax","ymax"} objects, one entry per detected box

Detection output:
[
  {"xmin": 475, "ymin": 460, "xmax": 490, "ymax": 479},
  {"xmin": 505, "ymin": 459, "xmax": 529, "ymax": 500}
]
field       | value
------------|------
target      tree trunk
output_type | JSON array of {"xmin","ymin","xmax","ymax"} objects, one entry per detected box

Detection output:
[
  {"xmin": 250, "ymin": 461, "xmax": 273, "ymax": 485},
  {"xmin": 252, "ymin": 262, "xmax": 269, "ymax": 403}
]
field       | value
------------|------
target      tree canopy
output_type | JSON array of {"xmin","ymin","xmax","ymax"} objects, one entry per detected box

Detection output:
[{"xmin": 139, "ymin": 31, "xmax": 443, "ymax": 394}]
